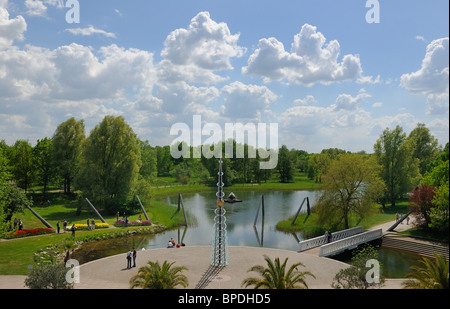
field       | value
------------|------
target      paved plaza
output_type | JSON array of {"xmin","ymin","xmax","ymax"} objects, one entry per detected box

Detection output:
[{"xmin": 0, "ymin": 245, "xmax": 405, "ymax": 289}]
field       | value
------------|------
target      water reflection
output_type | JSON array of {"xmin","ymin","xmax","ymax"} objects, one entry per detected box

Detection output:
[{"xmin": 153, "ymin": 190, "xmax": 317, "ymax": 251}]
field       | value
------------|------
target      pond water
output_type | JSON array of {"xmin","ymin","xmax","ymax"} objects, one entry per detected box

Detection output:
[
  {"xmin": 72, "ymin": 190, "xmax": 425, "ymax": 278},
  {"xmin": 73, "ymin": 190, "xmax": 316, "ymax": 263}
]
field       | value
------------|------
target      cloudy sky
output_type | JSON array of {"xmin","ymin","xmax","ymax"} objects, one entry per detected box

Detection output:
[{"xmin": 0, "ymin": 0, "xmax": 448, "ymax": 153}]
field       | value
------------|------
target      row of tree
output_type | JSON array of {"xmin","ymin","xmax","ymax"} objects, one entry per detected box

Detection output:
[{"xmin": 0, "ymin": 116, "xmax": 447, "ymax": 227}]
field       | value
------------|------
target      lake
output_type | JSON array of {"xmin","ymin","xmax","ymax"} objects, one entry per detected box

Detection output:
[{"xmin": 73, "ymin": 190, "xmax": 425, "ymax": 278}]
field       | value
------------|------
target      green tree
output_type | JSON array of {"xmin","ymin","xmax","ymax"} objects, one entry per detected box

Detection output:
[
  {"xmin": 76, "ymin": 116, "xmax": 141, "ymax": 212},
  {"xmin": 374, "ymin": 126, "xmax": 420, "ymax": 207},
  {"xmin": 430, "ymin": 182, "xmax": 449, "ymax": 234},
  {"xmin": 1, "ymin": 184, "xmax": 33, "ymax": 226},
  {"xmin": 139, "ymin": 140, "xmax": 157, "ymax": 181},
  {"xmin": 129, "ymin": 260, "xmax": 188, "ymax": 289},
  {"xmin": 33, "ymin": 137, "xmax": 54, "ymax": 195},
  {"xmin": 308, "ymin": 152, "xmax": 332, "ymax": 183},
  {"xmin": 156, "ymin": 145, "xmax": 174, "ymax": 177},
  {"xmin": 407, "ymin": 123, "xmax": 440, "ymax": 176},
  {"xmin": 315, "ymin": 153, "xmax": 385, "ymax": 229},
  {"xmin": 0, "ymin": 147, "xmax": 10, "ymax": 232},
  {"xmin": 52, "ymin": 118, "xmax": 86, "ymax": 194},
  {"xmin": 278, "ymin": 145, "xmax": 294, "ymax": 183},
  {"xmin": 402, "ymin": 252, "xmax": 449, "ymax": 289},
  {"xmin": 241, "ymin": 255, "xmax": 315, "ymax": 289},
  {"xmin": 10, "ymin": 140, "xmax": 35, "ymax": 192}
]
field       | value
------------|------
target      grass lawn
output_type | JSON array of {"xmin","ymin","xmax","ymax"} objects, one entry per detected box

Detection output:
[{"xmin": 0, "ymin": 191, "xmax": 188, "ymax": 275}]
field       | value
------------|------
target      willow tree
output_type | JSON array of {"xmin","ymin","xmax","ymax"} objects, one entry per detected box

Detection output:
[
  {"xmin": 76, "ymin": 116, "xmax": 141, "ymax": 212},
  {"xmin": 315, "ymin": 153, "xmax": 385, "ymax": 230}
]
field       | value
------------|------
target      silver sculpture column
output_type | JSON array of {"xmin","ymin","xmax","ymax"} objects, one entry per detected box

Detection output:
[{"xmin": 211, "ymin": 159, "xmax": 229, "ymax": 266}]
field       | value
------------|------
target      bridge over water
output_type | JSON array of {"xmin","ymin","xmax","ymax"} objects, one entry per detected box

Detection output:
[{"xmin": 299, "ymin": 226, "xmax": 383, "ymax": 257}]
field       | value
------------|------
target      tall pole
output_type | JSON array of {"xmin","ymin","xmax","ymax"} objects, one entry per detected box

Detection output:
[{"xmin": 211, "ymin": 158, "xmax": 228, "ymax": 267}]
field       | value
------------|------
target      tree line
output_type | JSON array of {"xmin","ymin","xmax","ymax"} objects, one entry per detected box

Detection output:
[{"xmin": 0, "ymin": 116, "xmax": 448, "ymax": 235}]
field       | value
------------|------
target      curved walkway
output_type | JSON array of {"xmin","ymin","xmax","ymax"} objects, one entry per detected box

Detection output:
[
  {"xmin": 0, "ymin": 219, "xmax": 415, "ymax": 290},
  {"xmin": 0, "ymin": 246, "xmax": 405, "ymax": 289}
]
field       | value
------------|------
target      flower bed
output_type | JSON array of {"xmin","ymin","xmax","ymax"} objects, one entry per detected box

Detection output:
[
  {"xmin": 68, "ymin": 223, "xmax": 109, "ymax": 231},
  {"xmin": 7, "ymin": 228, "xmax": 55, "ymax": 239},
  {"xmin": 114, "ymin": 220, "xmax": 152, "ymax": 227}
]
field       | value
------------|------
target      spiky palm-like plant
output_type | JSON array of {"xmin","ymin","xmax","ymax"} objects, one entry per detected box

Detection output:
[
  {"xmin": 402, "ymin": 252, "xmax": 449, "ymax": 289},
  {"xmin": 129, "ymin": 260, "xmax": 189, "ymax": 289},
  {"xmin": 241, "ymin": 255, "xmax": 315, "ymax": 289}
]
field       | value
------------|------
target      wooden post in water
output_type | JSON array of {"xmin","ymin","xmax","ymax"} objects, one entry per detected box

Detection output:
[
  {"xmin": 178, "ymin": 194, "xmax": 188, "ymax": 226},
  {"xmin": 306, "ymin": 197, "xmax": 311, "ymax": 216},
  {"xmin": 291, "ymin": 197, "xmax": 307, "ymax": 225},
  {"xmin": 254, "ymin": 195, "xmax": 265, "ymax": 226}
]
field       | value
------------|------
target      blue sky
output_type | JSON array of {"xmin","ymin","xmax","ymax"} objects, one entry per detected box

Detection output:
[{"xmin": 0, "ymin": 0, "xmax": 448, "ymax": 153}]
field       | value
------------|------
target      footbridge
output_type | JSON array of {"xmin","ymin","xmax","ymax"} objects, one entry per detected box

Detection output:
[{"xmin": 299, "ymin": 226, "xmax": 383, "ymax": 257}]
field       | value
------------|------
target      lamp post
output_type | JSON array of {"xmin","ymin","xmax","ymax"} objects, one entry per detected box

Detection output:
[{"xmin": 211, "ymin": 159, "xmax": 229, "ymax": 266}]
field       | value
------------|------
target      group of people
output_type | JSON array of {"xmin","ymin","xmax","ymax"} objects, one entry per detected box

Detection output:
[
  {"xmin": 167, "ymin": 238, "xmax": 185, "ymax": 248},
  {"xmin": 85, "ymin": 218, "xmax": 96, "ymax": 230},
  {"xmin": 126, "ymin": 248, "xmax": 137, "ymax": 269},
  {"xmin": 39, "ymin": 200, "xmax": 51, "ymax": 207},
  {"xmin": 13, "ymin": 218, "xmax": 23, "ymax": 231},
  {"xmin": 55, "ymin": 219, "xmax": 69, "ymax": 234},
  {"xmin": 396, "ymin": 213, "xmax": 410, "ymax": 224}
]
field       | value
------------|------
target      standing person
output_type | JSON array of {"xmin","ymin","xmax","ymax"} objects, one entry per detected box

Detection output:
[
  {"xmin": 18, "ymin": 219, "xmax": 23, "ymax": 231},
  {"xmin": 91, "ymin": 218, "xmax": 95, "ymax": 230},
  {"xmin": 324, "ymin": 231, "xmax": 330, "ymax": 243},
  {"xmin": 126, "ymin": 249, "xmax": 132, "ymax": 269},
  {"xmin": 86, "ymin": 218, "xmax": 90, "ymax": 231},
  {"xmin": 132, "ymin": 248, "xmax": 137, "ymax": 267},
  {"xmin": 13, "ymin": 218, "xmax": 18, "ymax": 230},
  {"xmin": 71, "ymin": 224, "xmax": 76, "ymax": 237},
  {"xmin": 328, "ymin": 231, "xmax": 333, "ymax": 243},
  {"xmin": 56, "ymin": 221, "xmax": 60, "ymax": 234},
  {"xmin": 116, "ymin": 211, "xmax": 120, "ymax": 223},
  {"xmin": 63, "ymin": 219, "xmax": 67, "ymax": 232},
  {"xmin": 125, "ymin": 216, "xmax": 128, "ymax": 227}
]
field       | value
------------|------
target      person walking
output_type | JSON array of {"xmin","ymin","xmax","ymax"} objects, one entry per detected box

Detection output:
[
  {"xmin": 126, "ymin": 249, "xmax": 132, "ymax": 269},
  {"xmin": 132, "ymin": 248, "xmax": 137, "ymax": 267},
  {"xmin": 57, "ymin": 221, "xmax": 60, "ymax": 234}
]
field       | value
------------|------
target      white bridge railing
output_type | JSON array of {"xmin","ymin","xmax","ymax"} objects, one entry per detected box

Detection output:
[
  {"xmin": 298, "ymin": 226, "xmax": 364, "ymax": 252},
  {"xmin": 319, "ymin": 229, "xmax": 383, "ymax": 257}
]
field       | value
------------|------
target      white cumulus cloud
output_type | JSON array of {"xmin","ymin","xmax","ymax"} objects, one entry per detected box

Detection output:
[
  {"xmin": 159, "ymin": 11, "xmax": 245, "ymax": 84},
  {"xmin": 401, "ymin": 37, "xmax": 449, "ymax": 115},
  {"xmin": 242, "ymin": 24, "xmax": 365, "ymax": 86},
  {"xmin": 0, "ymin": 6, "xmax": 27, "ymax": 48}
]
